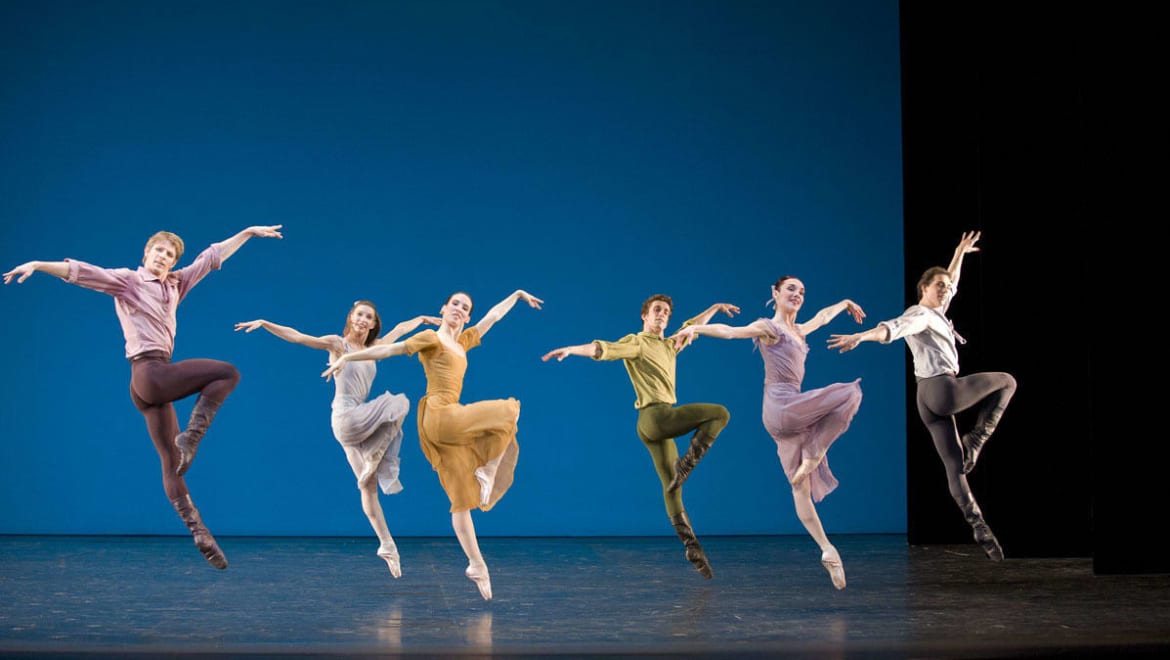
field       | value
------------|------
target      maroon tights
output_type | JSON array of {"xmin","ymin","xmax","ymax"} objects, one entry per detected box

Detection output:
[{"xmin": 129, "ymin": 353, "xmax": 240, "ymax": 499}]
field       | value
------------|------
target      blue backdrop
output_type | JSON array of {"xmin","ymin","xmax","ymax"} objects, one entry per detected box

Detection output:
[{"xmin": 0, "ymin": 0, "xmax": 905, "ymax": 537}]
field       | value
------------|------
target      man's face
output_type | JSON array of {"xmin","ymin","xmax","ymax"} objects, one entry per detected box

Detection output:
[{"xmin": 641, "ymin": 300, "xmax": 672, "ymax": 335}]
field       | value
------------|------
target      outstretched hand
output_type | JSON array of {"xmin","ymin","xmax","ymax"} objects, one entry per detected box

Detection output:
[
  {"xmin": 3, "ymin": 262, "xmax": 37, "ymax": 285},
  {"xmin": 517, "ymin": 290, "xmax": 544, "ymax": 310},
  {"xmin": 541, "ymin": 347, "xmax": 572, "ymax": 362},
  {"xmin": 827, "ymin": 333, "xmax": 861, "ymax": 354},
  {"xmin": 419, "ymin": 315, "xmax": 443, "ymax": 326},
  {"xmin": 844, "ymin": 301, "xmax": 866, "ymax": 324},
  {"xmin": 672, "ymin": 325, "xmax": 699, "ymax": 350},
  {"xmin": 322, "ymin": 357, "xmax": 346, "ymax": 382},
  {"xmin": 713, "ymin": 303, "xmax": 740, "ymax": 318},
  {"xmin": 248, "ymin": 225, "xmax": 284, "ymax": 239},
  {"xmin": 234, "ymin": 320, "xmax": 266, "ymax": 333},
  {"xmin": 957, "ymin": 230, "xmax": 981, "ymax": 255}
]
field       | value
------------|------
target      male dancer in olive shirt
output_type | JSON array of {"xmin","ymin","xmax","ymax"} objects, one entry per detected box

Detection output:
[{"xmin": 543, "ymin": 294, "xmax": 738, "ymax": 578}]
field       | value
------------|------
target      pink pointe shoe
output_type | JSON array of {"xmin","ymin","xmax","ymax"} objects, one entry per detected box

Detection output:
[
  {"xmin": 821, "ymin": 546, "xmax": 846, "ymax": 590},
  {"xmin": 377, "ymin": 543, "xmax": 402, "ymax": 579},
  {"xmin": 474, "ymin": 467, "xmax": 495, "ymax": 507},
  {"xmin": 792, "ymin": 456, "xmax": 823, "ymax": 486},
  {"xmin": 466, "ymin": 561, "xmax": 493, "ymax": 601}
]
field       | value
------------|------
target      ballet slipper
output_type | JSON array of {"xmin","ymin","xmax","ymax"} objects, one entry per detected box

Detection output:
[
  {"xmin": 821, "ymin": 546, "xmax": 846, "ymax": 590},
  {"xmin": 474, "ymin": 466, "xmax": 495, "ymax": 507},
  {"xmin": 466, "ymin": 561, "xmax": 493, "ymax": 601},
  {"xmin": 377, "ymin": 542, "xmax": 402, "ymax": 579},
  {"xmin": 792, "ymin": 456, "xmax": 822, "ymax": 486}
]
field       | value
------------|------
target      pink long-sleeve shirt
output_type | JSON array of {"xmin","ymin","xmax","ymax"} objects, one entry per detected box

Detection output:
[{"xmin": 64, "ymin": 243, "xmax": 223, "ymax": 359}]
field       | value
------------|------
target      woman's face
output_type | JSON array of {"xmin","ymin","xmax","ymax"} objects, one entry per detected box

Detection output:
[
  {"xmin": 773, "ymin": 278, "xmax": 805, "ymax": 312},
  {"xmin": 442, "ymin": 293, "xmax": 473, "ymax": 326},
  {"xmin": 348, "ymin": 304, "xmax": 378, "ymax": 336}
]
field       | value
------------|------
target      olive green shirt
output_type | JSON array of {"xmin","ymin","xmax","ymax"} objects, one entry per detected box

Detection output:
[{"xmin": 593, "ymin": 332, "xmax": 678, "ymax": 409}]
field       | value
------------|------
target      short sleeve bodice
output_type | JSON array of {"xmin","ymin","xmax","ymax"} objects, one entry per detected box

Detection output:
[
  {"xmin": 754, "ymin": 319, "xmax": 808, "ymax": 391},
  {"xmin": 405, "ymin": 327, "xmax": 482, "ymax": 405}
]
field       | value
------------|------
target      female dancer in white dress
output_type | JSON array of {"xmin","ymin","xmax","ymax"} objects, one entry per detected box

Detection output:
[
  {"xmin": 674, "ymin": 276, "xmax": 865, "ymax": 589},
  {"xmin": 236, "ymin": 301, "xmax": 438, "ymax": 577}
]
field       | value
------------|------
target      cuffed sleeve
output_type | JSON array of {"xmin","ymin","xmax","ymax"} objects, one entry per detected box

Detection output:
[{"xmin": 594, "ymin": 334, "xmax": 641, "ymax": 361}]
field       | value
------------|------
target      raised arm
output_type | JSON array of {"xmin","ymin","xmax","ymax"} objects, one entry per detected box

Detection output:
[
  {"xmin": 797, "ymin": 299, "xmax": 866, "ymax": 336},
  {"xmin": 234, "ymin": 319, "xmax": 342, "ymax": 353},
  {"xmin": 377, "ymin": 315, "xmax": 442, "ymax": 345},
  {"xmin": 671, "ymin": 320, "xmax": 774, "ymax": 351},
  {"xmin": 946, "ymin": 230, "xmax": 981, "ymax": 289},
  {"xmin": 473, "ymin": 289, "xmax": 543, "ymax": 337},
  {"xmin": 215, "ymin": 225, "xmax": 284, "ymax": 263},
  {"xmin": 827, "ymin": 325, "xmax": 891, "ymax": 354},
  {"xmin": 321, "ymin": 341, "xmax": 408, "ymax": 381},
  {"xmin": 3, "ymin": 260, "xmax": 70, "ymax": 285},
  {"xmin": 682, "ymin": 302, "xmax": 740, "ymax": 328},
  {"xmin": 541, "ymin": 342, "xmax": 601, "ymax": 362}
]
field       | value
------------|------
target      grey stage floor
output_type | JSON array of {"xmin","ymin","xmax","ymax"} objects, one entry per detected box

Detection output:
[{"xmin": 1, "ymin": 534, "xmax": 1168, "ymax": 658}]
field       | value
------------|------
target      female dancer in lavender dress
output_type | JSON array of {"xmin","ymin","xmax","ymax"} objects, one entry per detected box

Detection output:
[
  {"xmin": 235, "ymin": 303, "xmax": 439, "ymax": 577},
  {"xmin": 674, "ymin": 276, "xmax": 865, "ymax": 589}
]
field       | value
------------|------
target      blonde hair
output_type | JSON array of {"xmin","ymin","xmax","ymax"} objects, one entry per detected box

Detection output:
[{"xmin": 145, "ymin": 231, "xmax": 185, "ymax": 262}]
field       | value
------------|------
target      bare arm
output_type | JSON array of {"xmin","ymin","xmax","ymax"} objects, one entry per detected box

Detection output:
[
  {"xmin": 671, "ymin": 320, "xmax": 774, "ymax": 350},
  {"xmin": 682, "ymin": 302, "xmax": 740, "ymax": 328},
  {"xmin": 321, "ymin": 341, "xmax": 408, "ymax": 381},
  {"xmin": 234, "ymin": 319, "xmax": 341, "ymax": 353},
  {"xmin": 3, "ymin": 260, "xmax": 70, "ymax": 285},
  {"xmin": 216, "ymin": 225, "xmax": 284, "ymax": 263},
  {"xmin": 827, "ymin": 325, "xmax": 891, "ymax": 353},
  {"xmin": 541, "ymin": 342, "xmax": 600, "ymax": 362},
  {"xmin": 378, "ymin": 315, "xmax": 442, "ymax": 345},
  {"xmin": 797, "ymin": 299, "xmax": 866, "ymax": 336},
  {"xmin": 474, "ymin": 289, "xmax": 543, "ymax": 337},
  {"xmin": 946, "ymin": 230, "xmax": 981, "ymax": 289}
]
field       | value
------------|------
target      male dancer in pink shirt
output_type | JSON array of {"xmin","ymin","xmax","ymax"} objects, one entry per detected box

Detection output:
[{"xmin": 4, "ymin": 225, "xmax": 283, "ymax": 569}]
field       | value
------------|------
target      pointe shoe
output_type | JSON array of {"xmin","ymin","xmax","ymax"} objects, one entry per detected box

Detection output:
[
  {"xmin": 821, "ymin": 546, "xmax": 846, "ymax": 590},
  {"xmin": 377, "ymin": 543, "xmax": 402, "ymax": 579},
  {"xmin": 466, "ymin": 561, "xmax": 493, "ymax": 601},
  {"xmin": 473, "ymin": 467, "xmax": 495, "ymax": 507},
  {"xmin": 792, "ymin": 456, "xmax": 822, "ymax": 486}
]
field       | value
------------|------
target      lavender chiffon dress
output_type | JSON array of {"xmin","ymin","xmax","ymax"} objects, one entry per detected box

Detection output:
[{"xmin": 754, "ymin": 319, "xmax": 862, "ymax": 503}]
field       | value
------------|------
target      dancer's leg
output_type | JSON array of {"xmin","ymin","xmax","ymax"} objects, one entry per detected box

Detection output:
[
  {"xmin": 792, "ymin": 478, "xmax": 844, "ymax": 589},
  {"xmin": 131, "ymin": 359, "xmax": 230, "ymax": 568},
  {"xmin": 453, "ymin": 510, "xmax": 491, "ymax": 600},
  {"xmin": 130, "ymin": 357, "xmax": 240, "ymax": 475},
  {"xmin": 918, "ymin": 372, "xmax": 1016, "ymax": 473},
  {"xmin": 917, "ymin": 380, "xmax": 1004, "ymax": 560},
  {"xmin": 474, "ymin": 402, "xmax": 520, "ymax": 506},
  {"xmin": 638, "ymin": 406, "xmax": 712, "ymax": 577},
  {"xmin": 791, "ymin": 383, "xmax": 862, "ymax": 486},
  {"xmin": 340, "ymin": 447, "xmax": 401, "ymax": 577},
  {"xmin": 663, "ymin": 403, "xmax": 730, "ymax": 492}
]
